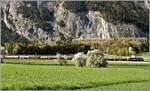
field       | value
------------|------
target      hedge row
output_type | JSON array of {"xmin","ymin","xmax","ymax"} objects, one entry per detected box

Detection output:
[
  {"xmin": 4, "ymin": 42, "xmax": 91, "ymax": 55},
  {"xmin": 4, "ymin": 38, "xmax": 149, "ymax": 56},
  {"xmin": 73, "ymin": 38, "xmax": 149, "ymax": 56}
]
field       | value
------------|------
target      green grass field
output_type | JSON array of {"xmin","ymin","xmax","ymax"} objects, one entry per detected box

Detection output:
[{"xmin": 1, "ymin": 59, "xmax": 149, "ymax": 90}]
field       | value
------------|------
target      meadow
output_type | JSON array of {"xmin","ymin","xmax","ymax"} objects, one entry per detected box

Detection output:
[{"xmin": 1, "ymin": 59, "xmax": 149, "ymax": 90}]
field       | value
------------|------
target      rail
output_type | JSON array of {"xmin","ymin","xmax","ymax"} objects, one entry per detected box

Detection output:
[{"xmin": 1, "ymin": 55, "xmax": 144, "ymax": 61}]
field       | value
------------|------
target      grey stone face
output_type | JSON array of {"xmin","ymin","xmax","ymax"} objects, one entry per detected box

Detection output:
[{"xmin": 1, "ymin": 1, "xmax": 148, "ymax": 43}]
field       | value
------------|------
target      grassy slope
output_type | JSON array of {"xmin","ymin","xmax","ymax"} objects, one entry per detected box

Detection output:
[{"xmin": 1, "ymin": 59, "xmax": 149, "ymax": 90}]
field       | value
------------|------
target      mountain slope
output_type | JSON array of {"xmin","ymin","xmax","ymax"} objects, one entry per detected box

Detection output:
[{"xmin": 1, "ymin": 1, "xmax": 149, "ymax": 43}]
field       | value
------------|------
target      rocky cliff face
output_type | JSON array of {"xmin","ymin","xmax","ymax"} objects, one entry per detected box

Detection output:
[{"xmin": 1, "ymin": 1, "xmax": 149, "ymax": 43}]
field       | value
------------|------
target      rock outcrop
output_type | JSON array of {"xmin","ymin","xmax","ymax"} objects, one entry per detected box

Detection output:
[{"xmin": 1, "ymin": 1, "xmax": 149, "ymax": 43}]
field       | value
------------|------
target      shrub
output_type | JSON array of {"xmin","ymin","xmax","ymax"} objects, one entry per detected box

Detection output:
[
  {"xmin": 13, "ymin": 44, "xmax": 23, "ymax": 54},
  {"xmin": 86, "ymin": 49, "xmax": 107, "ymax": 67},
  {"xmin": 72, "ymin": 52, "xmax": 86, "ymax": 67},
  {"xmin": 56, "ymin": 53, "xmax": 68, "ymax": 65},
  {"xmin": 129, "ymin": 51, "xmax": 136, "ymax": 55},
  {"xmin": 4, "ymin": 43, "xmax": 14, "ymax": 54}
]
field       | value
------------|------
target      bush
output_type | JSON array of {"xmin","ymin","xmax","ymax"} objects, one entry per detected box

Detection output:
[
  {"xmin": 129, "ymin": 51, "xmax": 136, "ymax": 55},
  {"xmin": 86, "ymin": 49, "xmax": 107, "ymax": 67},
  {"xmin": 4, "ymin": 43, "xmax": 14, "ymax": 54},
  {"xmin": 56, "ymin": 53, "xmax": 67, "ymax": 65},
  {"xmin": 72, "ymin": 52, "xmax": 86, "ymax": 67},
  {"xmin": 13, "ymin": 43, "xmax": 23, "ymax": 54}
]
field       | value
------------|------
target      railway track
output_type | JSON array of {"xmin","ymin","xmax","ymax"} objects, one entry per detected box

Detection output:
[{"xmin": 1, "ymin": 55, "xmax": 145, "ymax": 61}]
